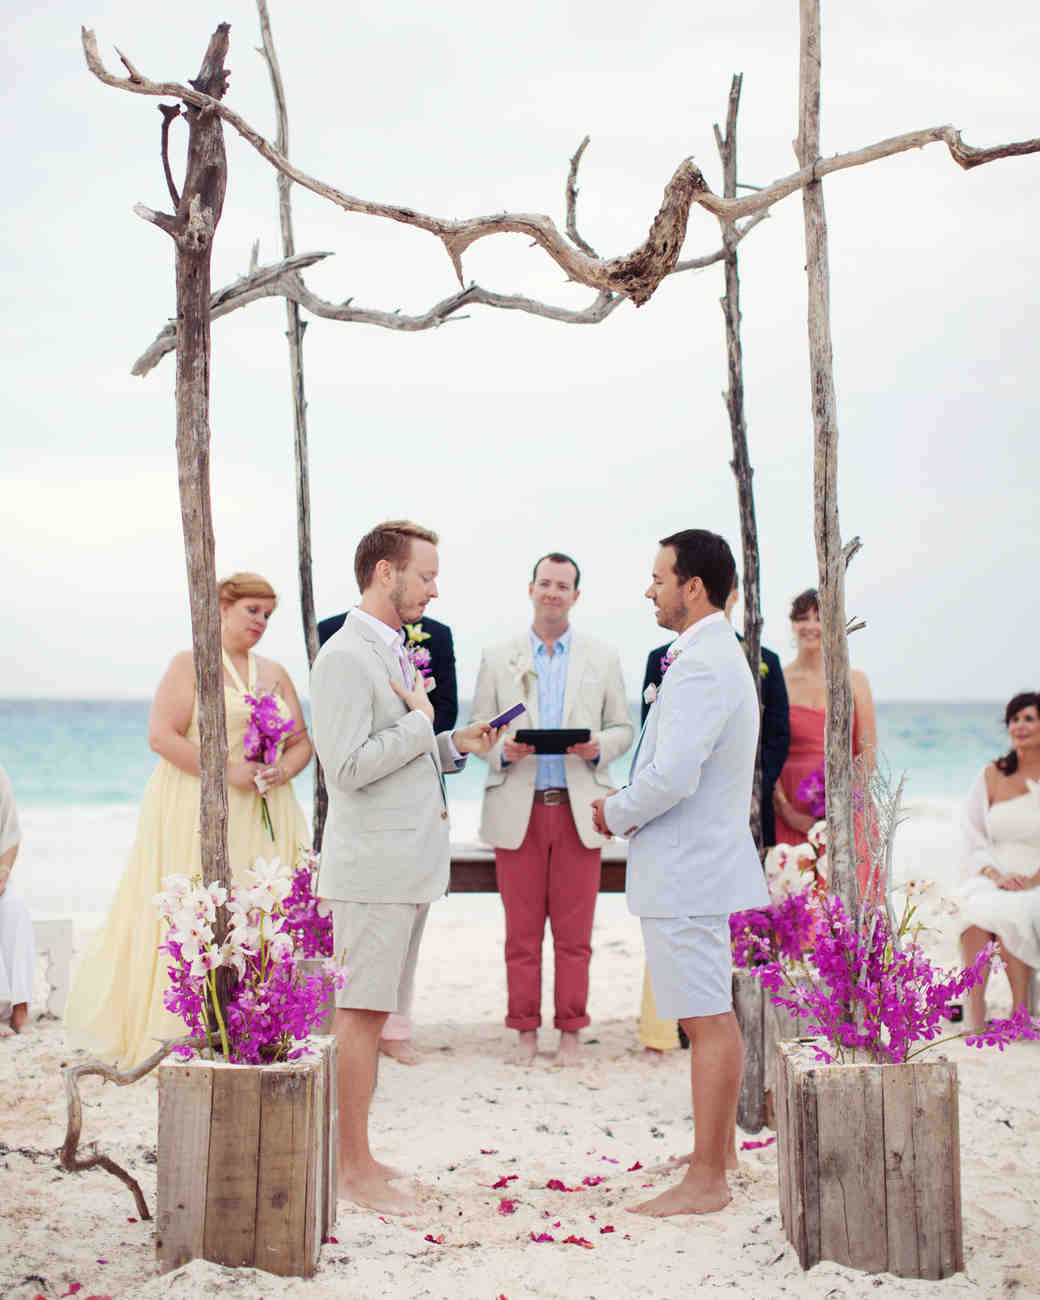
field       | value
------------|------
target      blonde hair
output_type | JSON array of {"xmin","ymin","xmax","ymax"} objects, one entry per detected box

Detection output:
[{"xmin": 217, "ymin": 571, "xmax": 278, "ymax": 607}]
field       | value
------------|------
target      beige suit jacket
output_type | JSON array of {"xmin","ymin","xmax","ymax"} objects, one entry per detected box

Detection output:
[
  {"xmin": 311, "ymin": 614, "xmax": 461, "ymax": 904},
  {"xmin": 472, "ymin": 630, "xmax": 633, "ymax": 850}
]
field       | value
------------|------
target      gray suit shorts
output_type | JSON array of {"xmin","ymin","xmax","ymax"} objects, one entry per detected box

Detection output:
[{"xmin": 328, "ymin": 900, "xmax": 430, "ymax": 1013}]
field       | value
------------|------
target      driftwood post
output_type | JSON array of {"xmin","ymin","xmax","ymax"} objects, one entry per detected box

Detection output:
[
  {"xmin": 255, "ymin": 0, "xmax": 329, "ymax": 846},
  {"xmin": 713, "ymin": 72, "xmax": 765, "ymax": 854},
  {"xmin": 796, "ymin": 0, "xmax": 858, "ymax": 922}
]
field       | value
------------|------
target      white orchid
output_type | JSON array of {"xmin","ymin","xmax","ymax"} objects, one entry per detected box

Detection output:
[
  {"xmin": 507, "ymin": 649, "xmax": 537, "ymax": 685},
  {"xmin": 808, "ymin": 820, "xmax": 827, "ymax": 851}
]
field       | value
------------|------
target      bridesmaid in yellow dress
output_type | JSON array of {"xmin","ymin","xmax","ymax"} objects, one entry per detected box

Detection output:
[{"xmin": 64, "ymin": 572, "xmax": 313, "ymax": 1068}]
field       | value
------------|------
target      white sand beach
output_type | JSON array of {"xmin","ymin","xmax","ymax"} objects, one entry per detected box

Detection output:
[{"xmin": 2, "ymin": 891, "xmax": 1039, "ymax": 1300}]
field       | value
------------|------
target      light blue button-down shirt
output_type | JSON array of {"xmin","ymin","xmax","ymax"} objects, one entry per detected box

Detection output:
[{"xmin": 531, "ymin": 625, "xmax": 571, "ymax": 790}]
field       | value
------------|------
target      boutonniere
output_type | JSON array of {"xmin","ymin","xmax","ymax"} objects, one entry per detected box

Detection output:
[
  {"xmin": 643, "ymin": 683, "xmax": 658, "ymax": 706},
  {"xmin": 760, "ymin": 659, "xmax": 770, "ymax": 679},
  {"xmin": 404, "ymin": 622, "xmax": 431, "ymax": 647},
  {"xmin": 402, "ymin": 623, "xmax": 435, "ymax": 690},
  {"xmin": 659, "ymin": 645, "xmax": 680, "ymax": 677},
  {"xmin": 507, "ymin": 649, "xmax": 538, "ymax": 686}
]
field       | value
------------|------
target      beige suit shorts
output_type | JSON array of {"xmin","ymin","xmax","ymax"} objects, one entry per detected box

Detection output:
[{"xmin": 328, "ymin": 900, "xmax": 430, "ymax": 1013}]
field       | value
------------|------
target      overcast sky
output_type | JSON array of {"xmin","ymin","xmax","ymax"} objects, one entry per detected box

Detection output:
[{"xmin": 3, "ymin": 1, "xmax": 1038, "ymax": 703}]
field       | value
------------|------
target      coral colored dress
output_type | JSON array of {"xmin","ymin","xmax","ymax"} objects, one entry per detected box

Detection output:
[
  {"xmin": 775, "ymin": 704, "xmax": 873, "ymax": 899},
  {"xmin": 63, "ymin": 653, "xmax": 310, "ymax": 1068}
]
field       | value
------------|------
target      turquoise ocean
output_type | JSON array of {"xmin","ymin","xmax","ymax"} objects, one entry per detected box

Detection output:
[{"xmin": 0, "ymin": 697, "xmax": 1008, "ymax": 917}]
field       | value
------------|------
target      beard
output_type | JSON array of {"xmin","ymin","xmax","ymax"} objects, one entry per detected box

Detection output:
[{"xmin": 389, "ymin": 573, "xmax": 424, "ymax": 624}]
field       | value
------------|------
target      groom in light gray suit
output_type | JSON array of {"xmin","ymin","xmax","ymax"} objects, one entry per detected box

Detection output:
[
  {"xmin": 311, "ymin": 520, "xmax": 498, "ymax": 1217},
  {"xmin": 592, "ymin": 529, "xmax": 769, "ymax": 1218}
]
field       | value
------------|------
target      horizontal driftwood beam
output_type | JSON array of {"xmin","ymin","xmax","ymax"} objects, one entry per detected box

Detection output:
[{"xmin": 449, "ymin": 844, "xmax": 626, "ymax": 893}]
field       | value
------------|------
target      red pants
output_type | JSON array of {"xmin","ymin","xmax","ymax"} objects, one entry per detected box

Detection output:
[{"xmin": 495, "ymin": 802, "xmax": 601, "ymax": 1032}]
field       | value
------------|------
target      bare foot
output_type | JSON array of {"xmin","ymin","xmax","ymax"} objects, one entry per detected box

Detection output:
[
  {"xmin": 507, "ymin": 1030, "xmax": 538, "ymax": 1066},
  {"xmin": 337, "ymin": 1170, "xmax": 421, "ymax": 1216},
  {"xmin": 552, "ymin": 1031, "xmax": 582, "ymax": 1067},
  {"xmin": 379, "ymin": 1038, "xmax": 422, "ymax": 1065},
  {"xmin": 628, "ymin": 1167, "xmax": 732, "ymax": 1217},
  {"xmin": 373, "ymin": 1159, "xmax": 407, "ymax": 1181},
  {"xmin": 9, "ymin": 1003, "xmax": 29, "ymax": 1034},
  {"xmin": 645, "ymin": 1149, "xmax": 739, "ymax": 1174}
]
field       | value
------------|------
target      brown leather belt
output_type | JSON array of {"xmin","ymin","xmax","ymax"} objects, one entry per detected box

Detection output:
[{"xmin": 533, "ymin": 788, "xmax": 569, "ymax": 805}]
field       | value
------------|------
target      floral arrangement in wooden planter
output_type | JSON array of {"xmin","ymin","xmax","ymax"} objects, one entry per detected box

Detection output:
[
  {"xmin": 153, "ymin": 855, "xmax": 346, "ymax": 1276},
  {"xmin": 754, "ymin": 885, "xmax": 1040, "ymax": 1276}
]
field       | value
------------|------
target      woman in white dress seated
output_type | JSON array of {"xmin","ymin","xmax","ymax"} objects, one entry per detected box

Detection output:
[
  {"xmin": 955, "ymin": 692, "xmax": 1040, "ymax": 1030},
  {"xmin": 0, "ymin": 763, "xmax": 35, "ymax": 1035}
]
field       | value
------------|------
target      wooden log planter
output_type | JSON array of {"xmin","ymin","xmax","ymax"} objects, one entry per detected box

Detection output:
[
  {"xmin": 156, "ymin": 1035, "xmax": 338, "ymax": 1278},
  {"xmin": 775, "ymin": 1040, "xmax": 963, "ymax": 1279},
  {"xmin": 732, "ymin": 969, "xmax": 804, "ymax": 1133}
]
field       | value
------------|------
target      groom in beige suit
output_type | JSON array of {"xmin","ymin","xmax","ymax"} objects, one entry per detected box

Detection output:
[
  {"xmin": 311, "ymin": 520, "xmax": 497, "ymax": 1216},
  {"xmin": 472, "ymin": 552, "xmax": 632, "ymax": 1066}
]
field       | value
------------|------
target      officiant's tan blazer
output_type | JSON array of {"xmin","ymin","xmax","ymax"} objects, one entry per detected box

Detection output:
[
  {"xmin": 471, "ymin": 631, "xmax": 632, "ymax": 850},
  {"xmin": 311, "ymin": 614, "xmax": 462, "ymax": 904}
]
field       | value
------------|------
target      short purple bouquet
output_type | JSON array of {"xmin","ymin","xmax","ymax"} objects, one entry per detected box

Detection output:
[
  {"xmin": 243, "ymin": 688, "xmax": 296, "ymax": 840},
  {"xmin": 155, "ymin": 854, "xmax": 345, "ymax": 1064},
  {"xmin": 796, "ymin": 766, "xmax": 826, "ymax": 819}
]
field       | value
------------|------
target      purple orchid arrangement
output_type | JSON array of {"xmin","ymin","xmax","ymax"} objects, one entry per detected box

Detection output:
[
  {"xmin": 752, "ymin": 892, "xmax": 1040, "ymax": 1064},
  {"xmin": 796, "ymin": 766, "xmax": 826, "ymax": 819},
  {"xmin": 243, "ymin": 688, "xmax": 296, "ymax": 839},
  {"xmin": 279, "ymin": 851, "xmax": 334, "ymax": 959},
  {"xmin": 731, "ymin": 825, "xmax": 829, "ymax": 970},
  {"xmin": 155, "ymin": 856, "xmax": 346, "ymax": 1064},
  {"xmin": 731, "ymin": 892, "xmax": 818, "ymax": 969}
]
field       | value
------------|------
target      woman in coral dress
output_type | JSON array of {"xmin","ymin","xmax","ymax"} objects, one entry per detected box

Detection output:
[
  {"xmin": 772, "ymin": 588, "xmax": 877, "ymax": 897},
  {"xmin": 64, "ymin": 573, "xmax": 312, "ymax": 1068}
]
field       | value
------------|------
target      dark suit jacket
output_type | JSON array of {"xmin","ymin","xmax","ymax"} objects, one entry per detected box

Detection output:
[
  {"xmin": 317, "ymin": 611, "xmax": 459, "ymax": 736},
  {"xmin": 640, "ymin": 632, "xmax": 790, "ymax": 847}
]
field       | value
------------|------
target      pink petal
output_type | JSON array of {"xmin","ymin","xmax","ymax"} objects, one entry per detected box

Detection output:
[
  {"xmin": 529, "ymin": 1232, "xmax": 555, "ymax": 1243},
  {"xmin": 739, "ymin": 1136, "xmax": 776, "ymax": 1151},
  {"xmin": 600, "ymin": 1225, "xmax": 616, "ymax": 1234},
  {"xmin": 497, "ymin": 1198, "xmax": 518, "ymax": 1216},
  {"xmin": 626, "ymin": 1161, "xmax": 643, "ymax": 1171},
  {"xmin": 480, "ymin": 1148, "xmax": 498, "ymax": 1155}
]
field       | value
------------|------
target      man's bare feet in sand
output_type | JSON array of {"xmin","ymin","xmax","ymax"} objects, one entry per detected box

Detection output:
[
  {"xmin": 628, "ymin": 1164, "xmax": 732, "ymax": 1217},
  {"xmin": 379, "ymin": 1038, "xmax": 422, "ymax": 1065},
  {"xmin": 646, "ymin": 1148, "xmax": 739, "ymax": 1174},
  {"xmin": 338, "ymin": 1168, "xmax": 422, "ymax": 1216},
  {"xmin": 507, "ymin": 1029, "xmax": 538, "ymax": 1066},
  {"xmin": 9, "ymin": 1003, "xmax": 28, "ymax": 1034},
  {"xmin": 552, "ymin": 1031, "xmax": 582, "ymax": 1067},
  {"xmin": 373, "ymin": 1158, "xmax": 407, "ymax": 1181}
]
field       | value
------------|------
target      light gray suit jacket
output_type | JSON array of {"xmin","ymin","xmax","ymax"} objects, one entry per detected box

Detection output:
[
  {"xmin": 604, "ymin": 616, "xmax": 770, "ymax": 918},
  {"xmin": 310, "ymin": 613, "xmax": 462, "ymax": 904},
  {"xmin": 472, "ymin": 630, "xmax": 633, "ymax": 850}
]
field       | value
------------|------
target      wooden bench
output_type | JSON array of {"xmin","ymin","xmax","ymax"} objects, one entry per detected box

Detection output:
[{"xmin": 449, "ymin": 840, "xmax": 628, "ymax": 892}]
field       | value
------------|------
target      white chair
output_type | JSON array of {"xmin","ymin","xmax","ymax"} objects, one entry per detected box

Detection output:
[{"xmin": 31, "ymin": 916, "xmax": 74, "ymax": 1017}]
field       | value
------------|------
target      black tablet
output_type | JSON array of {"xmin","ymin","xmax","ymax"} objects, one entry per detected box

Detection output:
[{"xmin": 514, "ymin": 728, "xmax": 591, "ymax": 754}]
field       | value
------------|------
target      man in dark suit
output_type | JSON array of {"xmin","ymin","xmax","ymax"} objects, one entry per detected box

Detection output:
[
  {"xmin": 317, "ymin": 603, "xmax": 459, "ymax": 1064},
  {"xmin": 640, "ymin": 575, "xmax": 789, "ymax": 846},
  {"xmin": 318, "ymin": 612, "xmax": 458, "ymax": 736}
]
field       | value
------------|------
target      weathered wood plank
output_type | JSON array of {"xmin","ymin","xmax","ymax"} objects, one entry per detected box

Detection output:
[
  {"xmin": 203, "ymin": 1065, "xmax": 261, "ymax": 1267},
  {"xmin": 775, "ymin": 1042, "xmax": 793, "ymax": 1243},
  {"xmin": 799, "ymin": 1060, "xmax": 821, "ymax": 1269},
  {"xmin": 883, "ymin": 1061, "xmax": 962, "ymax": 1279},
  {"xmin": 257, "ymin": 1067, "xmax": 318, "ymax": 1277},
  {"xmin": 817, "ymin": 1064, "xmax": 887, "ymax": 1271},
  {"xmin": 320, "ymin": 1036, "xmax": 338, "ymax": 1238},
  {"xmin": 157, "ymin": 1062, "xmax": 213, "ymax": 1273},
  {"xmin": 733, "ymin": 970, "xmax": 765, "ymax": 1133}
]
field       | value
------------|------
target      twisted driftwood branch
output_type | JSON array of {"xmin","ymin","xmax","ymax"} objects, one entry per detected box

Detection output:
[
  {"xmin": 83, "ymin": 26, "xmax": 1040, "ymax": 305},
  {"xmin": 83, "ymin": 28, "xmax": 699, "ymax": 306},
  {"xmin": 131, "ymin": 216, "xmax": 765, "ymax": 377},
  {"xmin": 60, "ymin": 1036, "xmax": 202, "ymax": 1220}
]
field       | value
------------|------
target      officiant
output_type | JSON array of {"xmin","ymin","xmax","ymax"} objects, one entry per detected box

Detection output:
[{"xmin": 470, "ymin": 552, "xmax": 632, "ymax": 1067}]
